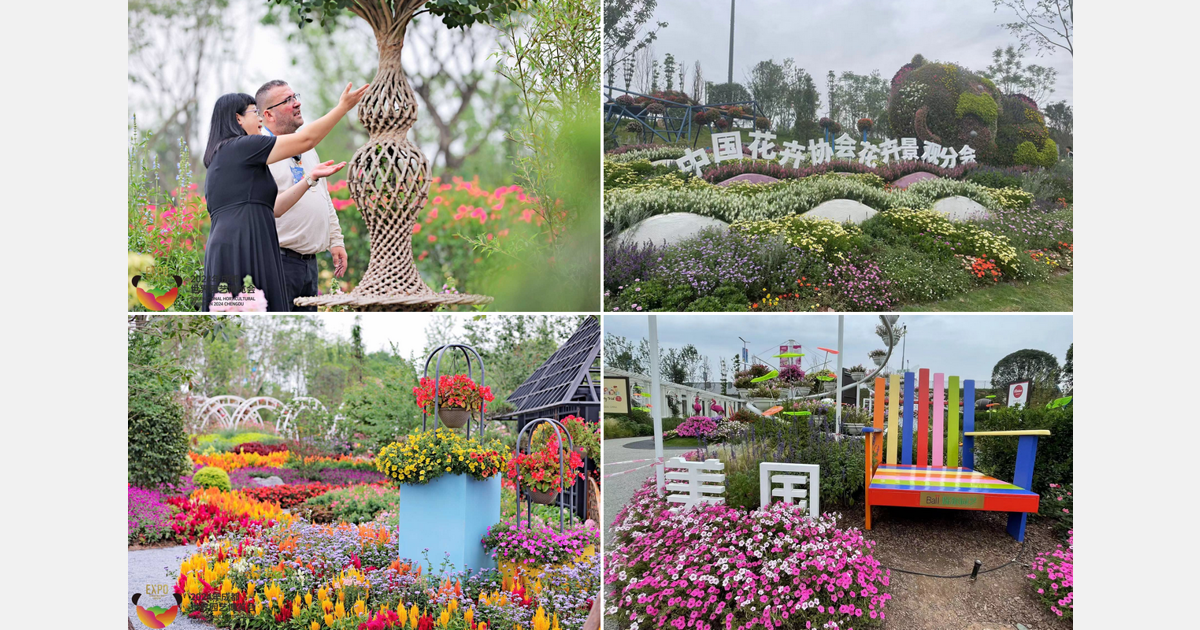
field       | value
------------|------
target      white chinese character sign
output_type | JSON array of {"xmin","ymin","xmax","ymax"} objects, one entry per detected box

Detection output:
[{"xmin": 673, "ymin": 131, "xmax": 975, "ymax": 176}]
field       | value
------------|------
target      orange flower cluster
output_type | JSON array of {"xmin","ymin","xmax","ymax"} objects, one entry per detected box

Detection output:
[{"xmin": 190, "ymin": 450, "xmax": 289, "ymax": 471}]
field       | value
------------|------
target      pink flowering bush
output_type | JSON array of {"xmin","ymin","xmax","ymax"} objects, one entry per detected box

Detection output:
[
  {"xmin": 1028, "ymin": 530, "xmax": 1073, "ymax": 619},
  {"xmin": 676, "ymin": 416, "xmax": 720, "ymax": 438},
  {"xmin": 605, "ymin": 477, "xmax": 891, "ymax": 630}
]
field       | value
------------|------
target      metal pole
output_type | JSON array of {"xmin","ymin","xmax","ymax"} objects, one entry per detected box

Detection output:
[
  {"xmin": 835, "ymin": 315, "xmax": 844, "ymax": 434},
  {"xmin": 727, "ymin": 0, "xmax": 735, "ymax": 84},
  {"xmin": 648, "ymin": 316, "xmax": 665, "ymax": 496}
]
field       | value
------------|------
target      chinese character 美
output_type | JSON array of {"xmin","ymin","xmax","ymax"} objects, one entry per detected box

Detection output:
[
  {"xmin": 675, "ymin": 147, "xmax": 711, "ymax": 176},
  {"xmin": 711, "ymin": 131, "xmax": 745, "ymax": 163},
  {"xmin": 878, "ymin": 138, "xmax": 902, "ymax": 163},
  {"xmin": 959, "ymin": 144, "xmax": 977, "ymax": 164},
  {"xmin": 808, "ymin": 138, "xmax": 833, "ymax": 166},
  {"xmin": 899, "ymin": 137, "xmax": 919, "ymax": 161},
  {"xmin": 834, "ymin": 133, "xmax": 859, "ymax": 161},
  {"xmin": 778, "ymin": 140, "xmax": 807, "ymax": 168},
  {"xmin": 921, "ymin": 141, "xmax": 943, "ymax": 165},
  {"xmin": 858, "ymin": 140, "xmax": 881, "ymax": 167},
  {"xmin": 937, "ymin": 144, "xmax": 959, "ymax": 168},
  {"xmin": 747, "ymin": 129, "xmax": 778, "ymax": 160}
]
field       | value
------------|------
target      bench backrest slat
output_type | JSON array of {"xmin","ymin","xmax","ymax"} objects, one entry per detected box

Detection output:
[
  {"xmin": 917, "ymin": 369, "xmax": 930, "ymax": 466},
  {"xmin": 873, "ymin": 377, "xmax": 885, "ymax": 466},
  {"xmin": 962, "ymin": 379, "xmax": 976, "ymax": 469},
  {"xmin": 887, "ymin": 374, "xmax": 900, "ymax": 465},
  {"xmin": 932, "ymin": 372, "xmax": 945, "ymax": 467},
  {"xmin": 902, "ymin": 372, "xmax": 915, "ymax": 465},
  {"xmin": 947, "ymin": 375, "xmax": 960, "ymax": 467}
]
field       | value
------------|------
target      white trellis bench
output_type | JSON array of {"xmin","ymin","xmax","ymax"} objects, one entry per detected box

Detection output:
[
  {"xmin": 664, "ymin": 457, "xmax": 726, "ymax": 512},
  {"xmin": 759, "ymin": 462, "xmax": 820, "ymax": 517}
]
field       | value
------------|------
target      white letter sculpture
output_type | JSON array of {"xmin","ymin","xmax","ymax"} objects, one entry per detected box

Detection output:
[
  {"xmin": 711, "ymin": 131, "xmax": 744, "ymax": 163},
  {"xmin": 833, "ymin": 133, "xmax": 858, "ymax": 161},
  {"xmin": 664, "ymin": 457, "xmax": 726, "ymax": 512},
  {"xmin": 808, "ymin": 138, "xmax": 833, "ymax": 165},
  {"xmin": 899, "ymin": 137, "xmax": 920, "ymax": 161},
  {"xmin": 857, "ymin": 140, "xmax": 881, "ymax": 167},
  {"xmin": 921, "ymin": 141, "xmax": 943, "ymax": 165},
  {"xmin": 747, "ymin": 130, "xmax": 777, "ymax": 160},
  {"xmin": 759, "ymin": 462, "xmax": 819, "ymax": 518},
  {"xmin": 675, "ymin": 148, "xmax": 711, "ymax": 176},
  {"xmin": 959, "ymin": 144, "xmax": 977, "ymax": 164},
  {"xmin": 778, "ymin": 140, "xmax": 806, "ymax": 168}
]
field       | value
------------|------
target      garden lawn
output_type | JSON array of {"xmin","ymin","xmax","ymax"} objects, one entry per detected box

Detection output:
[
  {"xmin": 902, "ymin": 272, "xmax": 1072, "ymax": 312},
  {"xmin": 661, "ymin": 437, "xmax": 700, "ymax": 447}
]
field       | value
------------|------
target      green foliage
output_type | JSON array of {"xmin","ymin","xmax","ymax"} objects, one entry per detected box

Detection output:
[
  {"xmin": 1038, "ymin": 482, "xmax": 1073, "ymax": 540},
  {"xmin": 193, "ymin": 466, "xmax": 232, "ymax": 492},
  {"xmin": 966, "ymin": 169, "xmax": 1023, "ymax": 189},
  {"xmin": 301, "ymin": 485, "xmax": 396, "ymax": 524},
  {"xmin": 872, "ymin": 207, "xmax": 1020, "ymax": 273},
  {"xmin": 339, "ymin": 365, "xmax": 423, "ymax": 452},
  {"xmin": 1038, "ymin": 138, "xmax": 1059, "ymax": 167},
  {"xmin": 973, "ymin": 405, "xmax": 1072, "ymax": 495},
  {"xmin": 128, "ymin": 329, "xmax": 191, "ymax": 489},
  {"xmin": 192, "ymin": 431, "xmax": 283, "ymax": 453},
  {"xmin": 954, "ymin": 92, "xmax": 998, "ymax": 124},
  {"xmin": 874, "ymin": 243, "xmax": 974, "ymax": 303},
  {"xmin": 279, "ymin": 0, "xmax": 523, "ymax": 29}
]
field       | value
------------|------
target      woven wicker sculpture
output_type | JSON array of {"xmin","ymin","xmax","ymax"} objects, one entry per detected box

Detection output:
[{"xmin": 295, "ymin": 0, "xmax": 492, "ymax": 311}]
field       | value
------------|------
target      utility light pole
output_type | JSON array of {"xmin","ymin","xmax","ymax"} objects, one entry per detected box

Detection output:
[{"xmin": 727, "ymin": 0, "xmax": 736, "ymax": 84}]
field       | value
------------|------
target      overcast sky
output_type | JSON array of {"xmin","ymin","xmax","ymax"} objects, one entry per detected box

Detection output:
[
  {"xmin": 318, "ymin": 313, "xmax": 459, "ymax": 356},
  {"xmin": 639, "ymin": 0, "xmax": 1072, "ymax": 107},
  {"xmin": 603, "ymin": 314, "xmax": 1073, "ymax": 384}
]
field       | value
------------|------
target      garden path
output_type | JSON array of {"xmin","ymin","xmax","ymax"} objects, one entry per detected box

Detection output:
[
  {"xmin": 601, "ymin": 437, "xmax": 694, "ymax": 630},
  {"xmin": 128, "ymin": 544, "xmax": 212, "ymax": 629}
]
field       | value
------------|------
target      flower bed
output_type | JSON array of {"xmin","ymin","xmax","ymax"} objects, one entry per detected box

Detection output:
[
  {"xmin": 191, "ymin": 451, "xmax": 290, "ymax": 471},
  {"xmin": 603, "ymin": 151, "xmax": 1072, "ymax": 312},
  {"xmin": 241, "ymin": 482, "xmax": 341, "ymax": 509},
  {"xmin": 482, "ymin": 519, "xmax": 599, "ymax": 568},
  {"xmin": 128, "ymin": 484, "xmax": 176, "ymax": 545},
  {"xmin": 1028, "ymin": 531, "xmax": 1073, "ymax": 619},
  {"xmin": 174, "ymin": 518, "xmax": 599, "ymax": 630},
  {"xmin": 605, "ymin": 476, "xmax": 891, "ymax": 630}
]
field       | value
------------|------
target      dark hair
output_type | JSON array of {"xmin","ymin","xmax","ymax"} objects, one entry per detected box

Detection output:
[
  {"xmin": 203, "ymin": 93, "xmax": 256, "ymax": 168},
  {"xmin": 255, "ymin": 80, "xmax": 289, "ymax": 113}
]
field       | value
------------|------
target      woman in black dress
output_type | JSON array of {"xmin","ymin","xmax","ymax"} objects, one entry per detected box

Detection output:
[{"xmin": 200, "ymin": 83, "xmax": 368, "ymax": 311}]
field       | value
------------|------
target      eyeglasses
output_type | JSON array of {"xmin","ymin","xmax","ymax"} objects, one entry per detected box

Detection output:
[{"xmin": 265, "ymin": 93, "xmax": 301, "ymax": 111}]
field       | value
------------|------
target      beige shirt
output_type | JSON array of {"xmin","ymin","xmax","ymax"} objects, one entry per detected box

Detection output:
[{"xmin": 266, "ymin": 138, "xmax": 345, "ymax": 255}]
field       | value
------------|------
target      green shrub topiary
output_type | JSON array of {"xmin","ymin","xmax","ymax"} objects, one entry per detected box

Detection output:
[
  {"xmin": 955, "ymin": 92, "xmax": 999, "ymax": 124},
  {"xmin": 1013, "ymin": 141, "xmax": 1041, "ymax": 167},
  {"xmin": 1038, "ymin": 138, "xmax": 1059, "ymax": 168},
  {"xmin": 193, "ymin": 466, "xmax": 232, "ymax": 492}
]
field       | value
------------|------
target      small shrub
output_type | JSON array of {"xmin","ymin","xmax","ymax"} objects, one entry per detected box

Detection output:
[
  {"xmin": 192, "ymin": 466, "xmax": 232, "ymax": 492},
  {"xmin": 1013, "ymin": 141, "xmax": 1041, "ymax": 166}
]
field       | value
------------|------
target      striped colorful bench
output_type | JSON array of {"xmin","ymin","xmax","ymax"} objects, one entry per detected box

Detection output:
[{"xmin": 862, "ymin": 369, "xmax": 1049, "ymax": 541}]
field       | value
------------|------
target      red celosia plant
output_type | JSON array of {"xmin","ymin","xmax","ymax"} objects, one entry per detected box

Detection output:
[{"xmin": 413, "ymin": 374, "xmax": 494, "ymax": 412}]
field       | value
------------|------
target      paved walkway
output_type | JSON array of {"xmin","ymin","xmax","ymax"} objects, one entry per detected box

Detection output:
[
  {"xmin": 601, "ymin": 437, "xmax": 694, "ymax": 630},
  {"xmin": 128, "ymin": 545, "xmax": 213, "ymax": 629}
]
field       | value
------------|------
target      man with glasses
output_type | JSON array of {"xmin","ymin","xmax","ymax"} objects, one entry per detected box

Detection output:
[{"xmin": 255, "ymin": 79, "xmax": 349, "ymax": 311}]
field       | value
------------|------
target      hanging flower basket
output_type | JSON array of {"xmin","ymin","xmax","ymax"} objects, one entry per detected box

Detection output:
[
  {"xmin": 414, "ymin": 374, "xmax": 493, "ymax": 430},
  {"xmin": 794, "ymin": 386, "xmax": 812, "ymax": 396},
  {"xmin": 437, "ymin": 407, "xmax": 471, "ymax": 429},
  {"xmin": 525, "ymin": 487, "xmax": 559, "ymax": 505},
  {"xmin": 822, "ymin": 381, "xmax": 838, "ymax": 392}
]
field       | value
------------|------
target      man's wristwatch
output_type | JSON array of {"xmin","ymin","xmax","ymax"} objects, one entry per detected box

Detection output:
[{"xmin": 305, "ymin": 174, "xmax": 319, "ymax": 189}]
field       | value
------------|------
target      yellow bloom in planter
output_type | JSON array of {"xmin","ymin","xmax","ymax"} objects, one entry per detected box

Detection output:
[
  {"xmin": 305, "ymin": 593, "xmax": 313, "ymax": 607},
  {"xmin": 464, "ymin": 608, "xmax": 474, "ymax": 627},
  {"xmin": 409, "ymin": 604, "xmax": 420, "ymax": 625},
  {"xmin": 325, "ymin": 613, "xmax": 335, "ymax": 627},
  {"xmin": 397, "ymin": 602, "xmax": 408, "ymax": 627},
  {"xmin": 312, "ymin": 623, "xmax": 321, "ymax": 630}
]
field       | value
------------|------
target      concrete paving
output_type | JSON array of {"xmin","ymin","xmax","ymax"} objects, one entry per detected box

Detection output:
[{"xmin": 601, "ymin": 437, "xmax": 695, "ymax": 630}]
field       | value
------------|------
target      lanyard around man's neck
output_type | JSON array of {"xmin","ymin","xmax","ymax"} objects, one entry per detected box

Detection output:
[{"xmin": 262, "ymin": 126, "xmax": 301, "ymax": 162}]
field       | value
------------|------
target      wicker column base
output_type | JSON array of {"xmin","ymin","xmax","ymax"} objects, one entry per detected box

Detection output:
[{"xmin": 293, "ymin": 291, "xmax": 492, "ymax": 311}]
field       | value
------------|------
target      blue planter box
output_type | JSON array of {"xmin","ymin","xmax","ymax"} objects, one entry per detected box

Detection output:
[{"xmin": 397, "ymin": 473, "xmax": 500, "ymax": 571}]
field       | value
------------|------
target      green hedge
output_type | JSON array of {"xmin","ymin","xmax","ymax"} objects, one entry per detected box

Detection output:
[
  {"xmin": 128, "ymin": 333, "xmax": 190, "ymax": 488},
  {"xmin": 973, "ymin": 405, "xmax": 1072, "ymax": 495}
]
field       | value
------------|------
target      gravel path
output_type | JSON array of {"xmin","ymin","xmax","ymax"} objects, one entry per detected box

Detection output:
[
  {"xmin": 601, "ymin": 437, "xmax": 694, "ymax": 630},
  {"xmin": 128, "ymin": 545, "xmax": 214, "ymax": 629}
]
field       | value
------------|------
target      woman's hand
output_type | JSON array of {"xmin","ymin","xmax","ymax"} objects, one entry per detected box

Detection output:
[
  {"xmin": 338, "ymin": 82, "xmax": 371, "ymax": 111},
  {"xmin": 311, "ymin": 160, "xmax": 347, "ymax": 180}
]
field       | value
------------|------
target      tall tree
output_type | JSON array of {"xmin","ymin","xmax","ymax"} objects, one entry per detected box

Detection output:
[
  {"xmin": 660, "ymin": 344, "xmax": 701, "ymax": 384},
  {"xmin": 981, "ymin": 44, "xmax": 1057, "ymax": 103},
  {"xmin": 831, "ymin": 70, "xmax": 889, "ymax": 135},
  {"xmin": 604, "ymin": 0, "xmax": 668, "ymax": 85},
  {"xmin": 991, "ymin": 349, "xmax": 1061, "ymax": 405},
  {"xmin": 1061, "ymin": 343, "xmax": 1073, "ymax": 395},
  {"xmin": 663, "ymin": 53, "xmax": 676, "ymax": 91},
  {"xmin": 691, "ymin": 60, "xmax": 705, "ymax": 103},
  {"xmin": 993, "ymin": 0, "xmax": 1073, "ymax": 57},
  {"xmin": 350, "ymin": 314, "xmax": 365, "ymax": 384}
]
